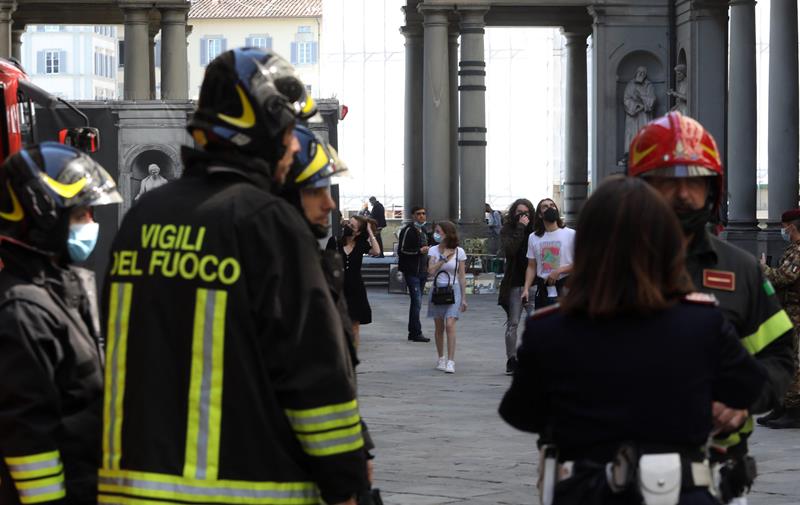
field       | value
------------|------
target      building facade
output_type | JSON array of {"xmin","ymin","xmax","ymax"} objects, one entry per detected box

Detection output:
[
  {"xmin": 187, "ymin": 0, "xmax": 321, "ymax": 100},
  {"xmin": 20, "ymin": 24, "xmax": 119, "ymax": 100}
]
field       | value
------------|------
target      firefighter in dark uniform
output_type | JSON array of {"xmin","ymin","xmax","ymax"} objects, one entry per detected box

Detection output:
[
  {"xmin": 280, "ymin": 126, "xmax": 382, "ymax": 504},
  {"xmin": 0, "ymin": 143, "xmax": 122, "ymax": 505},
  {"xmin": 758, "ymin": 208, "xmax": 800, "ymax": 429},
  {"xmin": 98, "ymin": 48, "xmax": 366, "ymax": 505},
  {"xmin": 499, "ymin": 176, "xmax": 767, "ymax": 505},
  {"xmin": 629, "ymin": 112, "xmax": 795, "ymax": 503}
]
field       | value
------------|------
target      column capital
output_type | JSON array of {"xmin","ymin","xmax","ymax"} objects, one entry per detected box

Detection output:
[
  {"xmin": 0, "ymin": 0, "xmax": 15, "ymax": 22},
  {"xmin": 418, "ymin": 3, "xmax": 453, "ymax": 26},
  {"xmin": 122, "ymin": 7, "xmax": 150, "ymax": 24},
  {"xmin": 728, "ymin": 0, "xmax": 755, "ymax": 6},
  {"xmin": 457, "ymin": 5, "xmax": 488, "ymax": 30},
  {"xmin": 400, "ymin": 23, "xmax": 423, "ymax": 39},
  {"xmin": 160, "ymin": 6, "xmax": 189, "ymax": 25},
  {"xmin": 561, "ymin": 26, "xmax": 591, "ymax": 40}
]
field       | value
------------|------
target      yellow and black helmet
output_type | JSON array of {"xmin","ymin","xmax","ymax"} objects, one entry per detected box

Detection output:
[
  {"xmin": 0, "ymin": 142, "xmax": 121, "ymax": 255},
  {"xmin": 284, "ymin": 125, "xmax": 346, "ymax": 191},
  {"xmin": 189, "ymin": 47, "xmax": 317, "ymax": 171}
]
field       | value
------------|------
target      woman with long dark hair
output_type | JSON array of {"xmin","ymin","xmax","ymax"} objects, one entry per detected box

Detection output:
[
  {"xmin": 497, "ymin": 198, "xmax": 535, "ymax": 375},
  {"xmin": 328, "ymin": 214, "xmax": 380, "ymax": 348},
  {"xmin": 427, "ymin": 220, "xmax": 467, "ymax": 374},
  {"xmin": 521, "ymin": 198, "xmax": 575, "ymax": 309},
  {"xmin": 500, "ymin": 177, "xmax": 766, "ymax": 505}
]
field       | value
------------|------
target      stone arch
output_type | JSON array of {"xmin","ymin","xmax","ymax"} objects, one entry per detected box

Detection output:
[
  {"xmin": 615, "ymin": 50, "xmax": 667, "ymax": 157},
  {"xmin": 119, "ymin": 144, "xmax": 182, "ymax": 217}
]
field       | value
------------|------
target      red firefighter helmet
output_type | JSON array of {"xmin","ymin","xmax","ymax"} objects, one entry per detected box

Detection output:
[{"xmin": 628, "ymin": 111, "xmax": 724, "ymax": 213}]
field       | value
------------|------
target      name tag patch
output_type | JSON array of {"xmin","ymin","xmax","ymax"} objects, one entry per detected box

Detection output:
[{"xmin": 703, "ymin": 269, "xmax": 736, "ymax": 292}]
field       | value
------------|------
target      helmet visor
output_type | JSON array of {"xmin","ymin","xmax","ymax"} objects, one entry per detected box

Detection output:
[
  {"xmin": 639, "ymin": 165, "xmax": 718, "ymax": 178},
  {"xmin": 255, "ymin": 55, "xmax": 317, "ymax": 120}
]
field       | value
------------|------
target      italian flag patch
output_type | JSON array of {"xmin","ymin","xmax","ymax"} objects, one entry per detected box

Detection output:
[{"xmin": 764, "ymin": 280, "xmax": 776, "ymax": 296}]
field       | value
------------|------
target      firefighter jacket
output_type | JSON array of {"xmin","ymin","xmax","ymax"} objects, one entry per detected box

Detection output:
[
  {"xmin": 762, "ymin": 241, "xmax": 800, "ymax": 325},
  {"xmin": 686, "ymin": 231, "xmax": 795, "ymax": 458},
  {"xmin": 99, "ymin": 147, "xmax": 367, "ymax": 505},
  {"xmin": 0, "ymin": 244, "xmax": 103, "ymax": 505}
]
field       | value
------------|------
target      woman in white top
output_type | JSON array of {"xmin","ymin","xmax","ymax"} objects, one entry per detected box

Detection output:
[
  {"xmin": 427, "ymin": 220, "xmax": 468, "ymax": 374},
  {"xmin": 521, "ymin": 198, "xmax": 575, "ymax": 308}
]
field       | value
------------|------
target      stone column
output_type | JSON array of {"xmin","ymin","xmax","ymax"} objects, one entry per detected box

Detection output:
[
  {"xmin": 726, "ymin": 0, "xmax": 757, "ymax": 231},
  {"xmin": 457, "ymin": 5, "xmax": 488, "ymax": 234},
  {"xmin": 148, "ymin": 22, "xmax": 159, "ymax": 99},
  {"xmin": 401, "ymin": 7, "xmax": 423, "ymax": 222},
  {"xmin": 419, "ymin": 4, "xmax": 451, "ymax": 223},
  {"xmin": 448, "ymin": 19, "xmax": 460, "ymax": 221},
  {"xmin": 767, "ymin": 0, "xmax": 799, "ymax": 221},
  {"xmin": 161, "ymin": 7, "xmax": 190, "ymax": 100},
  {"xmin": 123, "ymin": 8, "xmax": 151, "ymax": 100},
  {"xmin": 11, "ymin": 26, "xmax": 23, "ymax": 62},
  {"xmin": 561, "ymin": 27, "xmax": 590, "ymax": 228},
  {"xmin": 0, "ymin": 1, "xmax": 16, "ymax": 58}
]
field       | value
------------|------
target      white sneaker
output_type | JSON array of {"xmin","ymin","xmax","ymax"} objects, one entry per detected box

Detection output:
[
  {"xmin": 445, "ymin": 360, "xmax": 455, "ymax": 374},
  {"xmin": 436, "ymin": 357, "xmax": 447, "ymax": 371}
]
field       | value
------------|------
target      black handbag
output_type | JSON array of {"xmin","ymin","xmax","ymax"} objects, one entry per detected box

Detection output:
[{"xmin": 431, "ymin": 256, "xmax": 458, "ymax": 305}]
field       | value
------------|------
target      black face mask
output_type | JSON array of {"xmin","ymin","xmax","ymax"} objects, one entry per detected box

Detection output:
[
  {"xmin": 676, "ymin": 208, "xmax": 711, "ymax": 236},
  {"xmin": 543, "ymin": 208, "xmax": 559, "ymax": 223},
  {"xmin": 342, "ymin": 226, "xmax": 353, "ymax": 238}
]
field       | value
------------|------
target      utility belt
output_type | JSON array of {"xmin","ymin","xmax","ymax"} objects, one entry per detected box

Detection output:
[{"xmin": 538, "ymin": 444, "xmax": 756, "ymax": 505}]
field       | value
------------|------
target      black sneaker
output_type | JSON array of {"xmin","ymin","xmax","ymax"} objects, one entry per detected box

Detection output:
[
  {"xmin": 408, "ymin": 334, "xmax": 430, "ymax": 342},
  {"xmin": 506, "ymin": 357, "xmax": 517, "ymax": 375}
]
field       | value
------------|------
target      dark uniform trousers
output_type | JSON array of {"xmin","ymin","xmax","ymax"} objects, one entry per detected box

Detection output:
[
  {"xmin": 687, "ymin": 232, "xmax": 795, "ymax": 458},
  {"xmin": 763, "ymin": 241, "xmax": 800, "ymax": 409}
]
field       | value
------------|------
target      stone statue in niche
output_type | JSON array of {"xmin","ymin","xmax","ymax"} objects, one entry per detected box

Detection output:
[
  {"xmin": 668, "ymin": 64, "xmax": 688, "ymax": 115},
  {"xmin": 623, "ymin": 66, "xmax": 657, "ymax": 150},
  {"xmin": 135, "ymin": 163, "xmax": 169, "ymax": 200}
]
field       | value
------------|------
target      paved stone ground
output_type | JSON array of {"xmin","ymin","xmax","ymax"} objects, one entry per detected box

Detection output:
[{"xmin": 356, "ymin": 289, "xmax": 800, "ymax": 505}]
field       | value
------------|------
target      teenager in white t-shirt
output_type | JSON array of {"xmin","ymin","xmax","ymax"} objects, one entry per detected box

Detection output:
[
  {"xmin": 426, "ymin": 221, "xmax": 468, "ymax": 374},
  {"xmin": 522, "ymin": 199, "xmax": 575, "ymax": 307}
]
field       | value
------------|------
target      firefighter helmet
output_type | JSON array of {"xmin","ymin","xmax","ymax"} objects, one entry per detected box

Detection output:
[
  {"xmin": 284, "ymin": 125, "xmax": 347, "ymax": 191},
  {"xmin": 0, "ymin": 142, "xmax": 121, "ymax": 255},
  {"xmin": 188, "ymin": 47, "xmax": 317, "ymax": 171},
  {"xmin": 628, "ymin": 111, "xmax": 724, "ymax": 213}
]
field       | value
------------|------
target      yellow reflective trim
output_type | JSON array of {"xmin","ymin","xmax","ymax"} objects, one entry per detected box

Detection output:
[
  {"xmin": 742, "ymin": 310, "xmax": 793, "ymax": 355},
  {"xmin": 100, "ymin": 495, "xmax": 170, "ymax": 505},
  {"xmin": 290, "ymin": 414, "xmax": 361, "ymax": 434},
  {"xmin": 184, "ymin": 289, "xmax": 227, "ymax": 480},
  {"xmin": 217, "ymin": 85, "xmax": 256, "ymax": 129},
  {"xmin": 183, "ymin": 288, "xmax": 207, "ymax": 479},
  {"xmin": 0, "ymin": 180, "xmax": 24, "ymax": 222},
  {"xmin": 295, "ymin": 424, "xmax": 364, "ymax": 457},
  {"xmin": 98, "ymin": 468, "xmax": 319, "ymax": 505},
  {"xmin": 5, "ymin": 451, "xmax": 60, "ymax": 466},
  {"xmin": 207, "ymin": 290, "xmax": 227, "ymax": 480},
  {"xmin": 103, "ymin": 282, "xmax": 132, "ymax": 470},
  {"xmin": 40, "ymin": 173, "xmax": 87, "ymax": 199},
  {"xmin": 9, "ymin": 463, "xmax": 63, "ymax": 481},
  {"xmin": 19, "ymin": 490, "xmax": 66, "ymax": 504},
  {"xmin": 284, "ymin": 399, "xmax": 358, "ymax": 419},
  {"xmin": 15, "ymin": 474, "xmax": 64, "ymax": 491}
]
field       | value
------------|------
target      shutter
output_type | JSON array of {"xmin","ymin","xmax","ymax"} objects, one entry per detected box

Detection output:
[
  {"xmin": 200, "ymin": 37, "xmax": 208, "ymax": 65},
  {"xmin": 37, "ymin": 51, "xmax": 44, "ymax": 74},
  {"xmin": 60, "ymin": 51, "xmax": 66, "ymax": 73},
  {"xmin": 266, "ymin": 36, "xmax": 273, "ymax": 50},
  {"xmin": 245, "ymin": 36, "xmax": 252, "ymax": 47},
  {"xmin": 311, "ymin": 41, "xmax": 318, "ymax": 64},
  {"xmin": 154, "ymin": 40, "xmax": 161, "ymax": 67},
  {"xmin": 290, "ymin": 42, "xmax": 297, "ymax": 65},
  {"xmin": 118, "ymin": 40, "xmax": 125, "ymax": 66},
  {"xmin": 221, "ymin": 38, "xmax": 227, "ymax": 52}
]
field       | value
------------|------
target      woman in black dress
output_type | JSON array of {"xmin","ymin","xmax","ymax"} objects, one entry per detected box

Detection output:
[{"xmin": 329, "ymin": 215, "xmax": 380, "ymax": 348}]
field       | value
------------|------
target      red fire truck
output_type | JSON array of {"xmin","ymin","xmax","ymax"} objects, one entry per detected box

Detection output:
[{"xmin": 0, "ymin": 57, "xmax": 99, "ymax": 160}]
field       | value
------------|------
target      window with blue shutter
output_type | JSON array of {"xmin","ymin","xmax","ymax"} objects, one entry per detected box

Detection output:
[
  {"xmin": 246, "ymin": 35, "xmax": 272, "ymax": 50},
  {"xmin": 36, "ymin": 51, "xmax": 45, "ymax": 74},
  {"xmin": 154, "ymin": 40, "xmax": 161, "ymax": 68},
  {"xmin": 201, "ymin": 37, "xmax": 225, "ymax": 65},
  {"xmin": 118, "ymin": 40, "xmax": 125, "ymax": 66},
  {"xmin": 311, "ymin": 41, "xmax": 318, "ymax": 64},
  {"xmin": 290, "ymin": 42, "xmax": 297, "ymax": 65},
  {"xmin": 200, "ymin": 36, "xmax": 208, "ymax": 66}
]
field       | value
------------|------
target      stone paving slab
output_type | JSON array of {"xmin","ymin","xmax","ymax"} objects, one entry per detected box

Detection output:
[{"xmin": 356, "ymin": 289, "xmax": 800, "ymax": 504}]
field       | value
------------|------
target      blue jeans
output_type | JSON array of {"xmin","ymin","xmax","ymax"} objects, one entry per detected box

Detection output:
[{"xmin": 404, "ymin": 272, "xmax": 428, "ymax": 337}]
